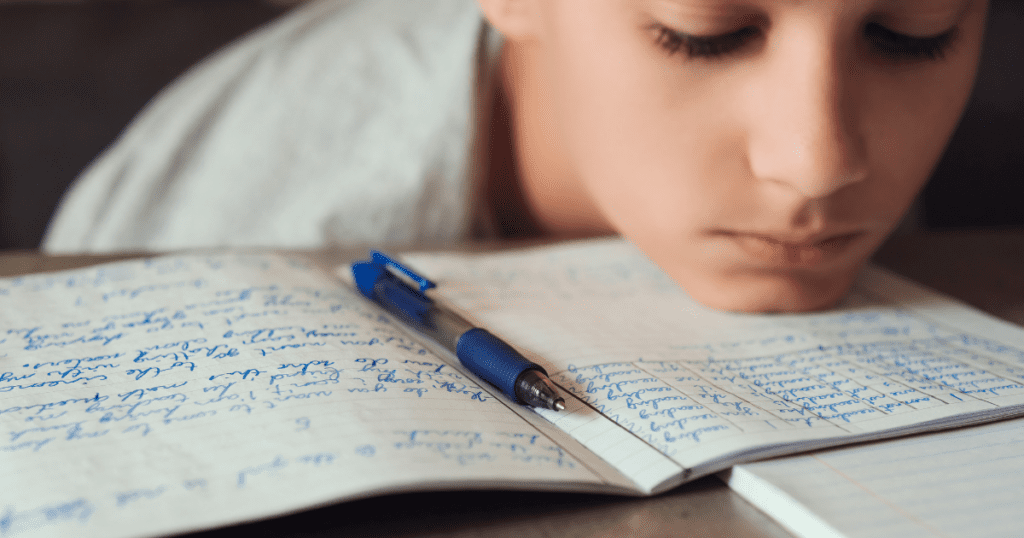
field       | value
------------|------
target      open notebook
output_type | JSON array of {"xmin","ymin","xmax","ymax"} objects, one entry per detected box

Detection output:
[{"xmin": 4, "ymin": 238, "xmax": 1024, "ymax": 538}]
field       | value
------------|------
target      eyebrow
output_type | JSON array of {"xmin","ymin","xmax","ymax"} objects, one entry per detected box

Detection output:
[
  {"xmin": 644, "ymin": 0, "xmax": 979, "ymax": 28},
  {"xmin": 875, "ymin": 0, "xmax": 978, "ymax": 24},
  {"xmin": 648, "ymin": 0, "xmax": 974, "ymax": 12},
  {"xmin": 644, "ymin": 0, "xmax": 756, "ymax": 19}
]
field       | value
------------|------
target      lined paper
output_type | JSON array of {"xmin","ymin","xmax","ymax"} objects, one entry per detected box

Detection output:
[
  {"xmin": 725, "ymin": 417, "xmax": 1024, "ymax": 538},
  {"xmin": 405, "ymin": 239, "xmax": 1024, "ymax": 477},
  {"xmin": 0, "ymin": 255, "xmax": 605, "ymax": 538},
  {"xmin": 10, "ymin": 238, "xmax": 1024, "ymax": 537}
]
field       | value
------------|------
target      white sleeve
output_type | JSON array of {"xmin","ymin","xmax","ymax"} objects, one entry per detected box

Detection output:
[{"xmin": 43, "ymin": 0, "xmax": 482, "ymax": 254}]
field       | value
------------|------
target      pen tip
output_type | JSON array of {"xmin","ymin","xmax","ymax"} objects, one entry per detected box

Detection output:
[{"xmin": 553, "ymin": 399, "xmax": 565, "ymax": 412}]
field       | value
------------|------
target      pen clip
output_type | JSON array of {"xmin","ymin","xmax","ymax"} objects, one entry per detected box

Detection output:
[
  {"xmin": 370, "ymin": 251, "xmax": 436, "ymax": 293},
  {"xmin": 351, "ymin": 250, "xmax": 436, "ymax": 300}
]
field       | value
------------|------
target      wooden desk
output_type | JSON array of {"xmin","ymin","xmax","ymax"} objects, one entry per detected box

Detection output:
[{"xmin": 4, "ymin": 230, "xmax": 1022, "ymax": 538}]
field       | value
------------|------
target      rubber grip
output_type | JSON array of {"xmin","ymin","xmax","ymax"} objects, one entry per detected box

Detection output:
[{"xmin": 455, "ymin": 328, "xmax": 541, "ymax": 402}]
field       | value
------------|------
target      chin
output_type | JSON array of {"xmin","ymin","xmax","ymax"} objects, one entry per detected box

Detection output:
[{"xmin": 680, "ymin": 266, "xmax": 863, "ymax": 314}]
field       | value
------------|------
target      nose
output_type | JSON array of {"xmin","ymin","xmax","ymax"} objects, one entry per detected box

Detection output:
[{"xmin": 745, "ymin": 29, "xmax": 869, "ymax": 200}]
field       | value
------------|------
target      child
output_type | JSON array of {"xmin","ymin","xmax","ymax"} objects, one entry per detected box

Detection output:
[{"xmin": 43, "ymin": 0, "xmax": 988, "ymax": 313}]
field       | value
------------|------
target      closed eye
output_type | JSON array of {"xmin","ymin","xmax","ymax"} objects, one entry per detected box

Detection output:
[
  {"xmin": 652, "ymin": 24, "xmax": 762, "ymax": 59},
  {"xmin": 864, "ymin": 23, "xmax": 959, "ymax": 61},
  {"xmin": 651, "ymin": 21, "xmax": 959, "ymax": 63}
]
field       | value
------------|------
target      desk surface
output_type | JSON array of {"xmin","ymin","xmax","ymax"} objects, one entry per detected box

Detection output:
[{"xmin": 3, "ymin": 230, "xmax": 1023, "ymax": 538}]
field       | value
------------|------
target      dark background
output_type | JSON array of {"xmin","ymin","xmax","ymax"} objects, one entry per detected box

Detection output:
[
  {"xmin": 0, "ymin": 0, "xmax": 289, "ymax": 250},
  {"xmin": 0, "ymin": 0, "xmax": 1021, "ymax": 251},
  {"xmin": 923, "ymin": 0, "xmax": 1024, "ymax": 228}
]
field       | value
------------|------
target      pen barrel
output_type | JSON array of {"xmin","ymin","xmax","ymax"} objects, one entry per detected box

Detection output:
[
  {"xmin": 427, "ymin": 306, "xmax": 474, "ymax": 351},
  {"xmin": 455, "ymin": 328, "xmax": 541, "ymax": 403}
]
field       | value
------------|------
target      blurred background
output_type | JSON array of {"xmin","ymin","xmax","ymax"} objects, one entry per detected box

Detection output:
[{"xmin": 0, "ymin": 0, "xmax": 1020, "ymax": 251}]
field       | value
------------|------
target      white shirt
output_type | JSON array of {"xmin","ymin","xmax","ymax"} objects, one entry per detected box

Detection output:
[{"xmin": 44, "ymin": 0, "xmax": 493, "ymax": 253}]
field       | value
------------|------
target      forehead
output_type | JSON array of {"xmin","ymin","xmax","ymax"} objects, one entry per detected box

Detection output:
[{"xmin": 638, "ymin": 0, "xmax": 976, "ymax": 16}]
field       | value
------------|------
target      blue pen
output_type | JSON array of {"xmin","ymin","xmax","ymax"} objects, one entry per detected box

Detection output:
[{"xmin": 351, "ymin": 251, "xmax": 565, "ymax": 411}]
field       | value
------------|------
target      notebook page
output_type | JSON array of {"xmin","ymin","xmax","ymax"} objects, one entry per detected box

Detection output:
[
  {"xmin": 404, "ymin": 239, "xmax": 1024, "ymax": 478},
  {"xmin": 725, "ymin": 416, "xmax": 1024, "ymax": 538},
  {"xmin": 0, "ymin": 254, "xmax": 608, "ymax": 538}
]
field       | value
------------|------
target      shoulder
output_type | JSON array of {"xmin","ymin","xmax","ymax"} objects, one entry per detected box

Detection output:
[{"xmin": 44, "ymin": 0, "xmax": 486, "ymax": 253}]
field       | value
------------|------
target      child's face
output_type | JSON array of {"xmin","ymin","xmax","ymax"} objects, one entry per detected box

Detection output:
[{"xmin": 494, "ymin": 0, "xmax": 987, "ymax": 312}]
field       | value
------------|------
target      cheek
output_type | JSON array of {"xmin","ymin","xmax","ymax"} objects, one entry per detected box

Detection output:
[
  {"xmin": 846, "ymin": 57, "xmax": 982, "ymax": 243},
  {"xmin": 541, "ymin": 6, "xmax": 740, "ymax": 238},
  {"xmin": 868, "ymin": 72, "xmax": 977, "ymax": 209},
  {"xmin": 859, "ymin": 12, "xmax": 987, "ymax": 222}
]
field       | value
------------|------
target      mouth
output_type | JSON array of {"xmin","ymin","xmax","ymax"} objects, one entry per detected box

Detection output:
[{"xmin": 717, "ymin": 230, "xmax": 867, "ymax": 268}]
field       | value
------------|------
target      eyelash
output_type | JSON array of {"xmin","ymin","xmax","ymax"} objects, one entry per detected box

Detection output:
[
  {"xmin": 652, "ymin": 25, "xmax": 761, "ymax": 58},
  {"xmin": 863, "ymin": 23, "xmax": 959, "ymax": 61},
  {"xmin": 651, "ymin": 23, "xmax": 959, "ymax": 62}
]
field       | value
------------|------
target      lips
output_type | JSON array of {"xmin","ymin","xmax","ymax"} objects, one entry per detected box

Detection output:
[{"xmin": 720, "ymin": 230, "xmax": 866, "ymax": 268}]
